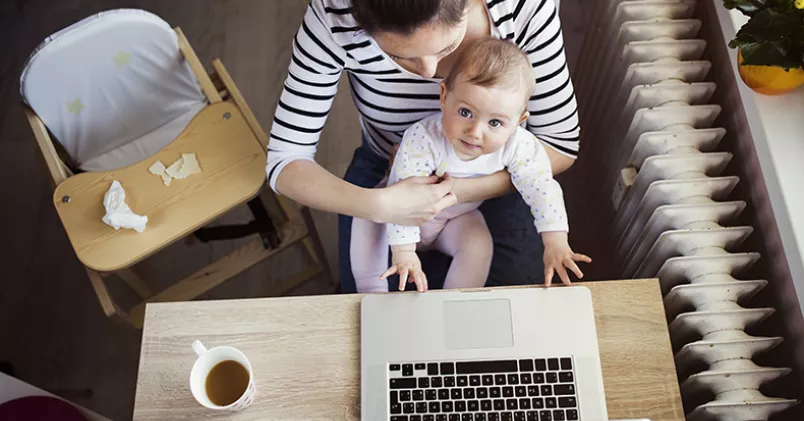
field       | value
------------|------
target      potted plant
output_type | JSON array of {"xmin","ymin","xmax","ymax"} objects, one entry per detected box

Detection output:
[{"xmin": 724, "ymin": 0, "xmax": 804, "ymax": 94}]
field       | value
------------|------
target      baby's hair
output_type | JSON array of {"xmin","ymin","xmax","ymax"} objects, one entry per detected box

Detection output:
[{"xmin": 444, "ymin": 38, "xmax": 535, "ymax": 113}]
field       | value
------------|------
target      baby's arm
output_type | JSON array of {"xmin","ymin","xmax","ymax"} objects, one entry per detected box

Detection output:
[
  {"xmin": 507, "ymin": 133, "xmax": 591, "ymax": 286},
  {"xmin": 382, "ymin": 124, "xmax": 441, "ymax": 291}
]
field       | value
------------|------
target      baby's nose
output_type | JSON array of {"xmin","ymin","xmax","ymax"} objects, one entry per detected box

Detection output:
[{"xmin": 466, "ymin": 123, "xmax": 483, "ymax": 139}]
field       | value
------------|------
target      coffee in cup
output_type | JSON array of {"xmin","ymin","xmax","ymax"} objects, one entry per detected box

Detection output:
[{"xmin": 190, "ymin": 340, "xmax": 255, "ymax": 411}]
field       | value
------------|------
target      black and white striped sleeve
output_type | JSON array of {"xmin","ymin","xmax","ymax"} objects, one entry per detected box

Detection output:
[
  {"xmin": 266, "ymin": 2, "xmax": 347, "ymax": 190},
  {"xmin": 516, "ymin": 0, "xmax": 580, "ymax": 158}
]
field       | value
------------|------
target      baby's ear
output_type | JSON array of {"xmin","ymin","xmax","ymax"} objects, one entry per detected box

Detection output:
[
  {"xmin": 518, "ymin": 110, "xmax": 529, "ymax": 125},
  {"xmin": 439, "ymin": 80, "xmax": 448, "ymax": 108}
]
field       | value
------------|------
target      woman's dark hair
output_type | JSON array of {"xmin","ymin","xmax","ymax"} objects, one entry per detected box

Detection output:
[{"xmin": 350, "ymin": 0, "xmax": 471, "ymax": 35}]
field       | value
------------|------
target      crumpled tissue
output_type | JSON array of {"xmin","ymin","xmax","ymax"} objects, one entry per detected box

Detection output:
[{"xmin": 102, "ymin": 180, "xmax": 148, "ymax": 232}]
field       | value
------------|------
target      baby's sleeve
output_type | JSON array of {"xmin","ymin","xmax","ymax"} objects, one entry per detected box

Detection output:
[
  {"xmin": 506, "ymin": 133, "xmax": 569, "ymax": 233},
  {"xmin": 386, "ymin": 124, "xmax": 440, "ymax": 246}
]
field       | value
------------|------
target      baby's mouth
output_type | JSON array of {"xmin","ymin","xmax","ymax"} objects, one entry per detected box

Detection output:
[{"xmin": 460, "ymin": 139, "xmax": 481, "ymax": 149}]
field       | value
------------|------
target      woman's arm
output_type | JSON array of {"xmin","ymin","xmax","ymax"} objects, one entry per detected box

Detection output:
[
  {"xmin": 543, "ymin": 143, "xmax": 575, "ymax": 174},
  {"xmin": 267, "ymin": 2, "xmax": 347, "ymax": 193},
  {"xmin": 275, "ymin": 160, "xmax": 378, "ymax": 221},
  {"xmin": 450, "ymin": 170, "xmax": 514, "ymax": 204},
  {"xmin": 448, "ymin": 141, "xmax": 573, "ymax": 204},
  {"xmin": 518, "ymin": 0, "xmax": 581, "ymax": 169},
  {"xmin": 276, "ymin": 156, "xmax": 457, "ymax": 225},
  {"xmin": 277, "ymin": 123, "xmax": 457, "ymax": 226},
  {"xmin": 268, "ymin": 2, "xmax": 457, "ymax": 225}
]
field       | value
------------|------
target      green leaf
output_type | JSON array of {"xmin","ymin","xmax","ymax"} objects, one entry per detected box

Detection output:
[
  {"xmin": 723, "ymin": 0, "xmax": 796, "ymax": 15},
  {"xmin": 737, "ymin": 41, "xmax": 804, "ymax": 69},
  {"xmin": 735, "ymin": 9, "xmax": 800, "ymax": 44},
  {"xmin": 730, "ymin": 8, "xmax": 804, "ymax": 68},
  {"xmin": 723, "ymin": 0, "xmax": 767, "ymax": 15}
]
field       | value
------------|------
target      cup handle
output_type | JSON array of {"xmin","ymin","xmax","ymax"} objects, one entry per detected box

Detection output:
[{"xmin": 191, "ymin": 340, "xmax": 207, "ymax": 356}]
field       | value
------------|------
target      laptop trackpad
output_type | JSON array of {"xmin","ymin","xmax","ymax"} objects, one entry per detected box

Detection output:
[{"xmin": 443, "ymin": 299, "xmax": 514, "ymax": 349}]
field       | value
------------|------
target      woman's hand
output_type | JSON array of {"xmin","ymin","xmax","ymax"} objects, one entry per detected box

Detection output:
[
  {"xmin": 381, "ymin": 245, "xmax": 428, "ymax": 292},
  {"xmin": 374, "ymin": 174, "xmax": 457, "ymax": 226},
  {"xmin": 542, "ymin": 231, "xmax": 592, "ymax": 287}
]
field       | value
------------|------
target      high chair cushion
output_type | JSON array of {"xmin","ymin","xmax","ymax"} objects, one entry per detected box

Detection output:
[{"xmin": 20, "ymin": 9, "xmax": 207, "ymax": 172}]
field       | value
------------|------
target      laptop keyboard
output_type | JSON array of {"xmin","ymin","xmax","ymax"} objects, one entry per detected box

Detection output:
[{"xmin": 388, "ymin": 358, "xmax": 579, "ymax": 421}]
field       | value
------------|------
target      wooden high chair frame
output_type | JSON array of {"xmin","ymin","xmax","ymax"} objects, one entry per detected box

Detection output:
[{"xmin": 22, "ymin": 28, "xmax": 334, "ymax": 328}]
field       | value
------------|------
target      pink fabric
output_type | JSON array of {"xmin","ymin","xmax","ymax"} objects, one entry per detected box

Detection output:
[
  {"xmin": 430, "ymin": 209, "xmax": 493, "ymax": 290},
  {"xmin": 351, "ymin": 203, "xmax": 493, "ymax": 292},
  {"xmin": 350, "ymin": 213, "xmax": 390, "ymax": 293},
  {"xmin": 418, "ymin": 202, "xmax": 482, "ymax": 247}
]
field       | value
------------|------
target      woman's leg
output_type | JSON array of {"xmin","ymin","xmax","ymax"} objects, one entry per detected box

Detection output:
[
  {"xmin": 479, "ymin": 193, "xmax": 545, "ymax": 286},
  {"xmin": 338, "ymin": 145, "xmax": 389, "ymax": 293},
  {"xmin": 350, "ymin": 217, "xmax": 390, "ymax": 293},
  {"xmin": 432, "ymin": 210, "xmax": 493, "ymax": 289}
]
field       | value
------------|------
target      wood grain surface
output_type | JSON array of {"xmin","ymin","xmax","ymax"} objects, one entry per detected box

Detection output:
[
  {"xmin": 52, "ymin": 101, "xmax": 266, "ymax": 272},
  {"xmin": 133, "ymin": 279, "xmax": 684, "ymax": 420}
]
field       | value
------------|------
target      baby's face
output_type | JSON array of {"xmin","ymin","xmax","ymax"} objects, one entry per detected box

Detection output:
[{"xmin": 440, "ymin": 77, "xmax": 527, "ymax": 161}]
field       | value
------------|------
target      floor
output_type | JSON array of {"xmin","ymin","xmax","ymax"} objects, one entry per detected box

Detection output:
[{"xmin": 0, "ymin": 1, "xmax": 591, "ymax": 419}]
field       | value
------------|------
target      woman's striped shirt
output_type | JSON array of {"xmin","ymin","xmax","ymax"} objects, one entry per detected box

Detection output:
[{"xmin": 266, "ymin": 0, "xmax": 579, "ymax": 190}]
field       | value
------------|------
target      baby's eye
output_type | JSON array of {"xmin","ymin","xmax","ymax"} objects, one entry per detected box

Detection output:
[
  {"xmin": 458, "ymin": 108, "xmax": 472, "ymax": 118},
  {"xmin": 489, "ymin": 119, "xmax": 502, "ymax": 128}
]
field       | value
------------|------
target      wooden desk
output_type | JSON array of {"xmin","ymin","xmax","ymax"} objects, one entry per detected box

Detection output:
[{"xmin": 133, "ymin": 280, "xmax": 685, "ymax": 420}]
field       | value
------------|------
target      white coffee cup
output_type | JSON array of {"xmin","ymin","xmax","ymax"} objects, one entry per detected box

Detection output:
[{"xmin": 190, "ymin": 340, "xmax": 256, "ymax": 411}]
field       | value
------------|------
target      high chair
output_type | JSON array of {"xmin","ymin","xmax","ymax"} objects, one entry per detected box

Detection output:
[{"xmin": 20, "ymin": 9, "xmax": 333, "ymax": 328}]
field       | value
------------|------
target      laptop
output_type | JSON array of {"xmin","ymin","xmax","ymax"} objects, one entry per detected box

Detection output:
[{"xmin": 360, "ymin": 286, "xmax": 608, "ymax": 421}]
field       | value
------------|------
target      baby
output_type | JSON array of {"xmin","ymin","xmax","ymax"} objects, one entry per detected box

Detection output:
[{"xmin": 350, "ymin": 38, "xmax": 590, "ymax": 292}]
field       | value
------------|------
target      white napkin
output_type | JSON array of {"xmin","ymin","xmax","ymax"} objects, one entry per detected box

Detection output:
[
  {"xmin": 101, "ymin": 180, "xmax": 148, "ymax": 232},
  {"xmin": 148, "ymin": 153, "xmax": 202, "ymax": 186}
]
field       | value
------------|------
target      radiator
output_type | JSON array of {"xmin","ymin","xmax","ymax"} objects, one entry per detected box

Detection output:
[{"xmin": 572, "ymin": 0, "xmax": 800, "ymax": 419}]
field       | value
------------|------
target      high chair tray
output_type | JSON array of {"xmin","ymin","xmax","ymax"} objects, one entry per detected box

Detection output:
[{"xmin": 52, "ymin": 102, "xmax": 266, "ymax": 272}]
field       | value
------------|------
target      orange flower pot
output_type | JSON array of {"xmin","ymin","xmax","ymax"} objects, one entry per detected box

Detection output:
[{"xmin": 737, "ymin": 49, "xmax": 804, "ymax": 95}]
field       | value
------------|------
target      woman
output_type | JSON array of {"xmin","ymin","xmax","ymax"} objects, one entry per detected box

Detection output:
[{"xmin": 267, "ymin": 0, "xmax": 580, "ymax": 292}]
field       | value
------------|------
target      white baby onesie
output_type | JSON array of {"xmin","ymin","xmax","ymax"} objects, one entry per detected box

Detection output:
[{"xmin": 386, "ymin": 112, "xmax": 569, "ymax": 246}]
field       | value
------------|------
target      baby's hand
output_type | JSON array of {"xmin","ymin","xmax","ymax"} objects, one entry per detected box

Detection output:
[
  {"xmin": 381, "ymin": 246, "xmax": 429, "ymax": 292},
  {"xmin": 542, "ymin": 231, "xmax": 592, "ymax": 287}
]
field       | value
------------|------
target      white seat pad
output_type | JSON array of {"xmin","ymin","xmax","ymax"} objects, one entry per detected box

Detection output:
[{"xmin": 20, "ymin": 9, "xmax": 207, "ymax": 171}]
